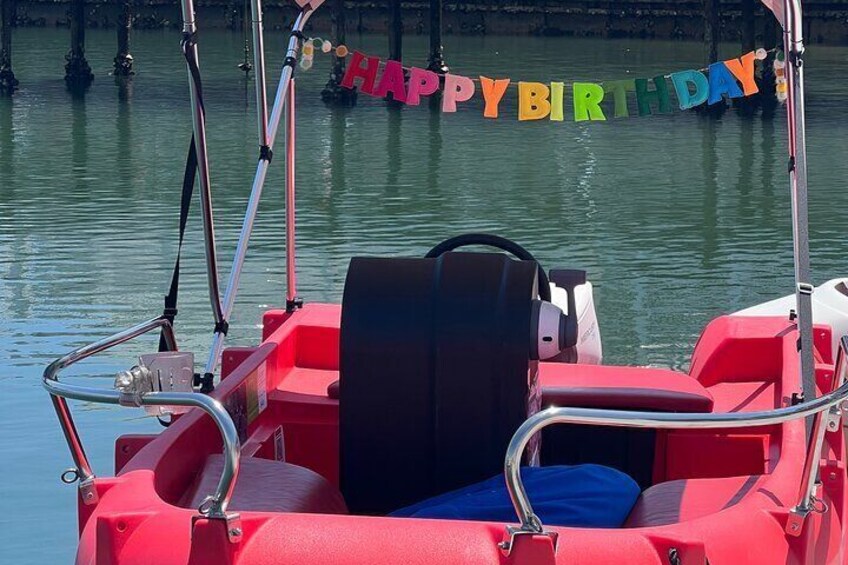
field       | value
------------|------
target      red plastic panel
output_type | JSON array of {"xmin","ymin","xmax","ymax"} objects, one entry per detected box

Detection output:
[
  {"xmin": 114, "ymin": 435, "xmax": 156, "ymax": 474},
  {"xmin": 539, "ymin": 363, "xmax": 714, "ymax": 412},
  {"xmin": 659, "ymin": 432, "xmax": 770, "ymax": 481},
  {"xmin": 690, "ymin": 316, "xmax": 788, "ymax": 387}
]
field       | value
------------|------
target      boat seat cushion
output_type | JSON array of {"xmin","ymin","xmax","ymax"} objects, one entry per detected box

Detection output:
[
  {"xmin": 625, "ymin": 475, "xmax": 771, "ymax": 527},
  {"xmin": 390, "ymin": 465, "xmax": 640, "ymax": 528},
  {"xmin": 187, "ymin": 454, "xmax": 348, "ymax": 515},
  {"xmin": 540, "ymin": 363, "xmax": 714, "ymax": 413}
]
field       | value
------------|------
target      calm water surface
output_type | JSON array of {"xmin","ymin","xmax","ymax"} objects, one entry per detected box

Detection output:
[{"xmin": 1, "ymin": 27, "xmax": 847, "ymax": 562}]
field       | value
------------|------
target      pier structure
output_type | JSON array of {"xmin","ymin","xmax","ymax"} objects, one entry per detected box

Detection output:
[
  {"xmin": 0, "ymin": 0, "xmax": 16, "ymax": 94},
  {"xmin": 113, "ymin": 0, "xmax": 134, "ymax": 77},
  {"xmin": 65, "ymin": 0, "xmax": 93, "ymax": 93},
  {"xmin": 322, "ymin": 0, "xmax": 357, "ymax": 106},
  {"xmin": 426, "ymin": 0, "xmax": 448, "ymax": 74}
]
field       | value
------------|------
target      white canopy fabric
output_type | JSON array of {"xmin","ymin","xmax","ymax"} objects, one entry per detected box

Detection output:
[{"xmin": 760, "ymin": 0, "xmax": 785, "ymax": 29}]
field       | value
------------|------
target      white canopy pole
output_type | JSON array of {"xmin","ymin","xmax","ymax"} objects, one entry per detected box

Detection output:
[{"xmin": 782, "ymin": 0, "xmax": 816, "ymax": 433}]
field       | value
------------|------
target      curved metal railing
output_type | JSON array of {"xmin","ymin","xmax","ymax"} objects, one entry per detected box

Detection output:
[
  {"xmin": 503, "ymin": 335, "xmax": 848, "ymax": 549},
  {"xmin": 42, "ymin": 316, "xmax": 241, "ymax": 526}
]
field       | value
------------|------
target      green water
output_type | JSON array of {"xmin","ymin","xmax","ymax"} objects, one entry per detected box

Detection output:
[{"xmin": 1, "ymin": 26, "xmax": 847, "ymax": 562}]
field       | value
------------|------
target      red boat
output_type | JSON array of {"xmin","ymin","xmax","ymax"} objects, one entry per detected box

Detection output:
[{"xmin": 43, "ymin": 0, "xmax": 848, "ymax": 563}]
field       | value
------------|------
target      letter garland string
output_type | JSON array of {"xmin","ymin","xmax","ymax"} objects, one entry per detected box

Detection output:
[{"xmin": 298, "ymin": 39, "xmax": 780, "ymax": 122}]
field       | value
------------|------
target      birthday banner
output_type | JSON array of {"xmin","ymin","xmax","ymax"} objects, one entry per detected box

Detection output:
[{"xmin": 301, "ymin": 40, "xmax": 783, "ymax": 122}]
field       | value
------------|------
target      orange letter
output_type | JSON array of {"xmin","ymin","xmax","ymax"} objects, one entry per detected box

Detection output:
[
  {"xmin": 724, "ymin": 51, "xmax": 759, "ymax": 96},
  {"xmin": 480, "ymin": 76, "xmax": 510, "ymax": 118}
]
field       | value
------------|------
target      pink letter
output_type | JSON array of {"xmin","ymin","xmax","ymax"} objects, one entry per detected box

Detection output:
[
  {"xmin": 373, "ymin": 60, "xmax": 408, "ymax": 103},
  {"xmin": 406, "ymin": 67, "xmax": 440, "ymax": 105},
  {"xmin": 442, "ymin": 74, "xmax": 476, "ymax": 113},
  {"xmin": 341, "ymin": 51, "xmax": 380, "ymax": 95}
]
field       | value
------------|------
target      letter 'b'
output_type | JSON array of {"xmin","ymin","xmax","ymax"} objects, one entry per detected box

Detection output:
[{"xmin": 518, "ymin": 82, "xmax": 551, "ymax": 121}]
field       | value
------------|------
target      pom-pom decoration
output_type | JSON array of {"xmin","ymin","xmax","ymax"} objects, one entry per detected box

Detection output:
[
  {"xmin": 774, "ymin": 50, "xmax": 787, "ymax": 103},
  {"xmin": 322, "ymin": 41, "xmax": 333, "ymax": 53},
  {"xmin": 335, "ymin": 45, "xmax": 349, "ymax": 58}
]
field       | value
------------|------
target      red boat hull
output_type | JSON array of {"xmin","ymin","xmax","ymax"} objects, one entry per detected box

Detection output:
[{"xmin": 73, "ymin": 304, "xmax": 847, "ymax": 564}]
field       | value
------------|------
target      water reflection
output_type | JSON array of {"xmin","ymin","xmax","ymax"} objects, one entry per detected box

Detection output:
[
  {"xmin": 426, "ymin": 104, "xmax": 442, "ymax": 196},
  {"xmin": 386, "ymin": 106, "xmax": 401, "ymax": 194},
  {"xmin": 700, "ymin": 117, "xmax": 719, "ymax": 269},
  {"xmin": 761, "ymin": 117, "xmax": 776, "ymax": 225}
]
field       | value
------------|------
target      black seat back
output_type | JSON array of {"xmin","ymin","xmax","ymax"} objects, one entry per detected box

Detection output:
[{"xmin": 339, "ymin": 252, "xmax": 539, "ymax": 515}]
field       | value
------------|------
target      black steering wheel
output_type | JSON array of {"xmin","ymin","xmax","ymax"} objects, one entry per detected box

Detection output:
[{"xmin": 425, "ymin": 234, "xmax": 551, "ymax": 302}]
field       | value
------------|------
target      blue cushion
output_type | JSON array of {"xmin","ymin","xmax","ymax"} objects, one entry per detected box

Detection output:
[{"xmin": 389, "ymin": 464, "xmax": 640, "ymax": 528}]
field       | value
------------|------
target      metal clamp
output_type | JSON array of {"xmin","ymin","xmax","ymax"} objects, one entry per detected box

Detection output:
[
  {"xmin": 498, "ymin": 525, "xmax": 559, "ymax": 556},
  {"xmin": 798, "ymin": 282, "xmax": 814, "ymax": 295},
  {"xmin": 503, "ymin": 336, "xmax": 848, "ymax": 548},
  {"xmin": 197, "ymin": 496, "xmax": 243, "ymax": 543}
]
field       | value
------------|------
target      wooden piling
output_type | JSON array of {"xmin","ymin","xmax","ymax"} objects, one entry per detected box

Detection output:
[
  {"xmin": 701, "ymin": 0, "xmax": 725, "ymax": 115},
  {"xmin": 388, "ymin": 0, "xmax": 402, "ymax": 62},
  {"xmin": 703, "ymin": 0, "xmax": 720, "ymax": 67},
  {"xmin": 426, "ymin": 0, "xmax": 447, "ymax": 74},
  {"xmin": 0, "ymin": 0, "xmax": 17, "ymax": 94},
  {"xmin": 735, "ymin": 0, "xmax": 758, "ymax": 115},
  {"xmin": 65, "ymin": 0, "xmax": 93, "ymax": 93},
  {"xmin": 113, "ymin": 0, "xmax": 134, "ymax": 77},
  {"xmin": 760, "ymin": 11, "xmax": 779, "ymax": 119},
  {"xmin": 321, "ymin": 0, "xmax": 357, "ymax": 106}
]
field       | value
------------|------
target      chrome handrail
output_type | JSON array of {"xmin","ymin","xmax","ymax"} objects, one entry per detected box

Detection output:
[
  {"xmin": 42, "ymin": 316, "xmax": 241, "ymax": 528},
  {"xmin": 503, "ymin": 335, "xmax": 848, "ymax": 547}
]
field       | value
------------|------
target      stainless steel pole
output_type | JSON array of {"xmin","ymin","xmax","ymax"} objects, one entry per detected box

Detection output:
[
  {"xmin": 285, "ymin": 78, "xmax": 297, "ymax": 306},
  {"xmin": 204, "ymin": 9, "xmax": 313, "ymax": 374},
  {"xmin": 783, "ymin": 0, "xmax": 816, "ymax": 430},
  {"xmin": 179, "ymin": 0, "xmax": 225, "ymax": 326},
  {"xmin": 250, "ymin": 0, "xmax": 269, "ymax": 146}
]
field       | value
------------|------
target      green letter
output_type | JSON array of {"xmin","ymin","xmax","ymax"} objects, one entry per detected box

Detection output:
[
  {"xmin": 573, "ymin": 82, "xmax": 606, "ymax": 122},
  {"xmin": 635, "ymin": 76, "xmax": 672, "ymax": 116},
  {"xmin": 603, "ymin": 79, "xmax": 635, "ymax": 118}
]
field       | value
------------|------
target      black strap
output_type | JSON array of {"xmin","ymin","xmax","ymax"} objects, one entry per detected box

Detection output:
[
  {"xmin": 159, "ymin": 136, "xmax": 198, "ymax": 352},
  {"xmin": 158, "ymin": 32, "xmax": 208, "ymax": 352}
]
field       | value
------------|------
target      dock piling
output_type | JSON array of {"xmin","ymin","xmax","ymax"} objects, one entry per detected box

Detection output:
[
  {"xmin": 321, "ymin": 0, "xmax": 356, "ymax": 106},
  {"xmin": 426, "ymin": 0, "xmax": 447, "ymax": 74},
  {"xmin": 0, "ymin": 0, "xmax": 16, "ymax": 94},
  {"xmin": 113, "ymin": 0, "xmax": 134, "ymax": 77},
  {"xmin": 65, "ymin": 0, "xmax": 94, "ymax": 93},
  {"xmin": 760, "ymin": 11, "xmax": 779, "ymax": 118},
  {"xmin": 701, "ymin": 0, "xmax": 725, "ymax": 115},
  {"xmin": 735, "ymin": 0, "xmax": 758, "ymax": 115},
  {"xmin": 389, "ymin": 0, "xmax": 402, "ymax": 62}
]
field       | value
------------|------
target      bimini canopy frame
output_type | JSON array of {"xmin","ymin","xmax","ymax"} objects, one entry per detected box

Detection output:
[
  {"xmin": 174, "ymin": 0, "xmax": 322, "ymax": 375},
  {"xmin": 186, "ymin": 0, "xmax": 814, "ymax": 409},
  {"xmin": 759, "ymin": 0, "xmax": 815, "ymax": 422},
  {"xmin": 203, "ymin": 2, "xmax": 321, "ymax": 375}
]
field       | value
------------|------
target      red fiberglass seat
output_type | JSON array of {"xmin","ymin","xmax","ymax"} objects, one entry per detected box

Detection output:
[{"xmin": 185, "ymin": 454, "xmax": 348, "ymax": 515}]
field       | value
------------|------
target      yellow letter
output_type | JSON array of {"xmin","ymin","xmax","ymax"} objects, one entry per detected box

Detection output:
[
  {"xmin": 518, "ymin": 82, "xmax": 551, "ymax": 121},
  {"xmin": 550, "ymin": 82, "xmax": 565, "ymax": 121}
]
